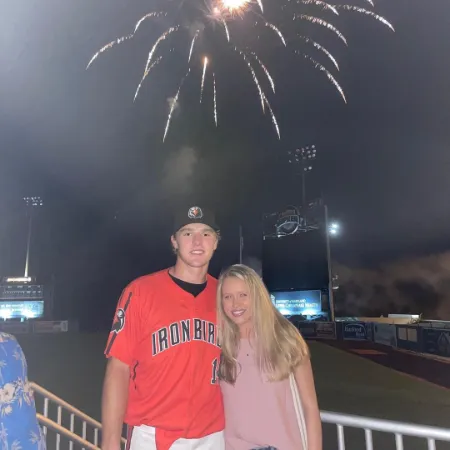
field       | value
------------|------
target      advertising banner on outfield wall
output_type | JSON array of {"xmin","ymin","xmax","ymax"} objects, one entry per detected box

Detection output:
[
  {"xmin": 33, "ymin": 320, "xmax": 69, "ymax": 333},
  {"xmin": 396, "ymin": 326, "xmax": 421, "ymax": 352},
  {"xmin": 373, "ymin": 323, "xmax": 397, "ymax": 347},
  {"xmin": 342, "ymin": 322, "xmax": 370, "ymax": 340},
  {"xmin": 0, "ymin": 321, "xmax": 30, "ymax": 334},
  {"xmin": 422, "ymin": 328, "xmax": 450, "ymax": 358},
  {"xmin": 296, "ymin": 322, "xmax": 317, "ymax": 338},
  {"xmin": 315, "ymin": 322, "xmax": 336, "ymax": 339},
  {"xmin": 295, "ymin": 322, "xmax": 337, "ymax": 340}
]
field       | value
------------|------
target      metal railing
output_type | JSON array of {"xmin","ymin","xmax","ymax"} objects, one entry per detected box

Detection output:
[
  {"xmin": 31, "ymin": 382, "xmax": 127, "ymax": 450},
  {"xmin": 321, "ymin": 410, "xmax": 450, "ymax": 450},
  {"xmin": 30, "ymin": 381, "xmax": 450, "ymax": 450}
]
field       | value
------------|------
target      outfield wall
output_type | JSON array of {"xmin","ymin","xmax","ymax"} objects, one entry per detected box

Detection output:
[
  {"xmin": 0, "ymin": 320, "xmax": 77, "ymax": 334},
  {"xmin": 295, "ymin": 320, "xmax": 450, "ymax": 359}
]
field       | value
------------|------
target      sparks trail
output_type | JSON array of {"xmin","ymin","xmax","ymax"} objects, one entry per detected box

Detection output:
[
  {"xmin": 299, "ymin": 0, "xmax": 339, "ymax": 16},
  {"xmin": 298, "ymin": 36, "xmax": 339, "ymax": 71},
  {"xmin": 256, "ymin": 0, "xmax": 264, "ymax": 13},
  {"xmin": 213, "ymin": 72, "xmax": 218, "ymax": 126},
  {"xmin": 296, "ymin": 15, "xmax": 348, "ymax": 45},
  {"xmin": 236, "ymin": 48, "xmax": 280, "ymax": 138},
  {"xmin": 264, "ymin": 22, "xmax": 287, "ymax": 47},
  {"xmin": 188, "ymin": 31, "xmax": 200, "ymax": 62},
  {"xmin": 362, "ymin": 0, "xmax": 375, "ymax": 7},
  {"xmin": 222, "ymin": 19, "xmax": 231, "ymax": 42},
  {"xmin": 87, "ymin": 35, "xmax": 133, "ymax": 69},
  {"xmin": 87, "ymin": 0, "xmax": 394, "ymax": 139},
  {"xmin": 86, "ymin": 12, "xmax": 166, "ymax": 69},
  {"xmin": 163, "ymin": 69, "xmax": 191, "ymax": 142},
  {"xmin": 302, "ymin": 54, "xmax": 346, "ymax": 103},
  {"xmin": 235, "ymin": 48, "xmax": 265, "ymax": 112},
  {"xmin": 337, "ymin": 5, "xmax": 395, "ymax": 32},
  {"xmin": 134, "ymin": 57, "xmax": 162, "ymax": 102},
  {"xmin": 145, "ymin": 26, "xmax": 180, "ymax": 72},
  {"xmin": 200, "ymin": 57, "xmax": 208, "ymax": 103},
  {"xmin": 262, "ymin": 93, "xmax": 280, "ymax": 139},
  {"xmin": 250, "ymin": 52, "xmax": 275, "ymax": 93}
]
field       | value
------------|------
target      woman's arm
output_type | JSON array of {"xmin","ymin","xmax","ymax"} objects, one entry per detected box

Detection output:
[{"xmin": 295, "ymin": 358, "xmax": 322, "ymax": 450}]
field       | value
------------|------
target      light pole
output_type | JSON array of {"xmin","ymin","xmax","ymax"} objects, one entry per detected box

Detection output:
[
  {"xmin": 239, "ymin": 225, "xmax": 243, "ymax": 264},
  {"xmin": 287, "ymin": 145, "xmax": 317, "ymax": 208},
  {"xmin": 23, "ymin": 196, "xmax": 43, "ymax": 278},
  {"xmin": 324, "ymin": 205, "xmax": 336, "ymax": 321}
]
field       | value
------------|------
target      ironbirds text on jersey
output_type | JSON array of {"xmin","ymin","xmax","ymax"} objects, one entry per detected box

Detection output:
[{"xmin": 105, "ymin": 270, "xmax": 225, "ymax": 450}]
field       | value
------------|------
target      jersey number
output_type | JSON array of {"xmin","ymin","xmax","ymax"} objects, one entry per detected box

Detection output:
[{"xmin": 211, "ymin": 358, "xmax": 219, "ymax": 384}]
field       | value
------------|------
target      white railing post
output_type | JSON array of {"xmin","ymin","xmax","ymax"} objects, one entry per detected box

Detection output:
[
  {"xmin": 337, "ymin": 424, "xmax": 345, "ymax": 450},
  {"xmin": 32, "ymin": 382, "xmax": 127, "ymax": 450},
  {"xmin": 321, "ymin": 410, "xmax": 450, "ymax": 449},
  {"xmin": 364, "ymin": 428, "xmax": 373, "ymax": 450}
]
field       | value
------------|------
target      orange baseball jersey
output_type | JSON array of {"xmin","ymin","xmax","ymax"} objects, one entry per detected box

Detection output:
[{"xmin": 105, "ymin": 269, "xmax": 224, "ymax": 450}]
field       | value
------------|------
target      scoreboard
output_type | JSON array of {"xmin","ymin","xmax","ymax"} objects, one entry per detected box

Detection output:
[
  {"xmin": 270, "ymin": 289, "xmax": 322, "ymax": 316},
  {"xmin": 0, "ymin": 284, "xmax": 44, "ymax": 300},
  {"xmin": 0, "ymin": 280, "xmax": 45, "ymax": 319}
]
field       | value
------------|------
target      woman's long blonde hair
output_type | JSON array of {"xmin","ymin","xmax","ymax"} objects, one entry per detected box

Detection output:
[{"xmin": 217, "ymin": 264, "xmax": 310, "ymax": 384}]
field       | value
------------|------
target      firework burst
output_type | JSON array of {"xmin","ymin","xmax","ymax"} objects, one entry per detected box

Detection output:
[{"xmin": 87, "ymin": 0, "xmax": 394, "ymax": 141}]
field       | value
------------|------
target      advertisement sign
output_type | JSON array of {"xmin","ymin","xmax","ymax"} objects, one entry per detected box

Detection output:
[
  {"xmin": 0, "ymin": 300, "xmax": 44, "ymax": 320},
  {"xmin": 422, "ymin": 328, "xmax": 450, "ymax": 358},
  {"xmin": 0, "ymin": 321, "xmax": 30, "ymax": 334},
  {"xmin": 271, "ymin": 290, "xmax": 321, "ymax": 316},
  {"xmin": 419, "ymin": 321, "xmax": 450, "ymax": 329},
  {"xmin": 33, "ymin": 320, "xmax": 69, "ymax": 334},
  {"xmin": 396, "ymin": 326, "xmax": 421, "ymax": 351},
  {"xmin": 342, "ymin": 322, "xmax": 368, "ymax": 340},
  {"xmin": 296, "ymin": 322, "xmax": 317, "ymax": 338},
  {"xmin": 315, "ymin": 322, "xmax": 336, "ymax": 340},
  {"xmin": 373, "ymin": 323, "xmax": 397, "ymax": 347}
]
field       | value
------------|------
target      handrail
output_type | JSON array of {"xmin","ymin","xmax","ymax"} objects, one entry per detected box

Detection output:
[
  {"xmin": 37, "ymin": 414, "xmax": 99, "ymax": 450},
  {"xmin": 33, "ymin": 381, "xmax": 450, "ymax": 449},
  {"xmin": 31, "ymin": 382, "xmax": 102, "ymax": 430},
  {"xmin": 321, "ymin": 410, "xmax": 450, "ymax": 441},
  {"xmin": 31, "ymin": 382, "xmax": 127, "ymax": 447}
]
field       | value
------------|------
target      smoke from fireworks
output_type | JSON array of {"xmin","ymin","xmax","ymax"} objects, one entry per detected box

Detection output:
[{"xmin": 87, "ymin": 0, "xmax": 394, "ymax": 141}]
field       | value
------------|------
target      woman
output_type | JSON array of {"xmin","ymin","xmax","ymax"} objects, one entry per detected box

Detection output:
[
  {"xmin": 218, "ymin": 265, "xmax": 322, "ymax": 450},
  {"xmin": 0, "ymin": 332, "xmax": 46, "ymax": 450}
]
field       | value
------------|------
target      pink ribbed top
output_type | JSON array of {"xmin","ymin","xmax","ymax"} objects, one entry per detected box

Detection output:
[{"xmin": 220, "ymin": 338, "xmax": 304, "ymax": 450}]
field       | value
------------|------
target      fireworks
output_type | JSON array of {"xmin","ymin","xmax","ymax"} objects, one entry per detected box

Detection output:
[{"xmin": 87, "ymin": 0, "xmax": 394, "ymax": 141}]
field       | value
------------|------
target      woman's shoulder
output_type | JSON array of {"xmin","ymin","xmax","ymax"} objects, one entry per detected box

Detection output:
[{"xmin": 0, "ymin": 332, "xmax": 18, "ymax": 343}]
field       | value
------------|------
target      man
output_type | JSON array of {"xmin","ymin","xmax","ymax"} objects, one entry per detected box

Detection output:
[{"xmin": 101, "ymin": 205, "xmax": 224, "ymax": 450}]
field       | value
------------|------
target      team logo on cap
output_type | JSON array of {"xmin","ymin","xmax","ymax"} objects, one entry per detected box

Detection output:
[{"xmin": 188, "ymin": 206, "xmax": 203, "ymax": 219}]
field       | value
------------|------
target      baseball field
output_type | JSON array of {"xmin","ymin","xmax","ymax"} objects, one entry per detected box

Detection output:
[{"xmin": 18, "ymin": 333, "xmax": 450, "ymax": 450}]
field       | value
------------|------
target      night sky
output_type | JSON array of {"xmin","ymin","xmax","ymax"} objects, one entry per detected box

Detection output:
[{"xmin": 1, "ymin": 0, "xmax": 450, "ymax": 327}]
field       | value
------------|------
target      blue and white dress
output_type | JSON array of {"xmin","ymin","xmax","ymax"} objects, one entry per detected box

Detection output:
[{"xmin": 0, "ymin": 332, "xmax": 46, "ymax": 450}]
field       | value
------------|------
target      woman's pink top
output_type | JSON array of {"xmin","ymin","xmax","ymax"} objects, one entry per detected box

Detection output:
[{"xmin": 220, "ymin": 338, "xmax": 304, "ymax": 450}]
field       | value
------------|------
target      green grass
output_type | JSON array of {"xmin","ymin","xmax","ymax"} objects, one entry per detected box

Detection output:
[
  {"xmin": 310, "ymin": 342, "xmax": 450, "ymax": 428},
  {"xmin": 17, "ymin": 334, "xmax": 450, "ymax": 449}
]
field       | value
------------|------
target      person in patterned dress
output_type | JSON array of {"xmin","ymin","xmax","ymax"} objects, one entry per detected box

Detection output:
[{"xmin": 0, "ymin": 332, "xmax": 46, "ymax": 450}]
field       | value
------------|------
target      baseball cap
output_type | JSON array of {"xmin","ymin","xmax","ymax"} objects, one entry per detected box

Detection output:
[{"xmin": 173, "ymin": 205, "xmax": 219, "ymax": 234}]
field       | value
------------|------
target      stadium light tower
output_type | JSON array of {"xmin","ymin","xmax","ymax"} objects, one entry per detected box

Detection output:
[
  {"xmin": 23, "ymin": 196, "xmax": 43, "ymax": 278},
  {"xmin": 287, "ymin": 145, "xmax": 317, "ymax": 208}
]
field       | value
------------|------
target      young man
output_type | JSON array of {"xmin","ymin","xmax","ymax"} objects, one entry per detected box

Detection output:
[{"xmin": 101, "ymin": 205, "xmax": 224, "ymax": 450}]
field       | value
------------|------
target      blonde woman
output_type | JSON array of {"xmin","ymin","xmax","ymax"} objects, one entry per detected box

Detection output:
[{"xmin": 218, "ymin": 264, "xmax": 322, "ymax": 450}]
